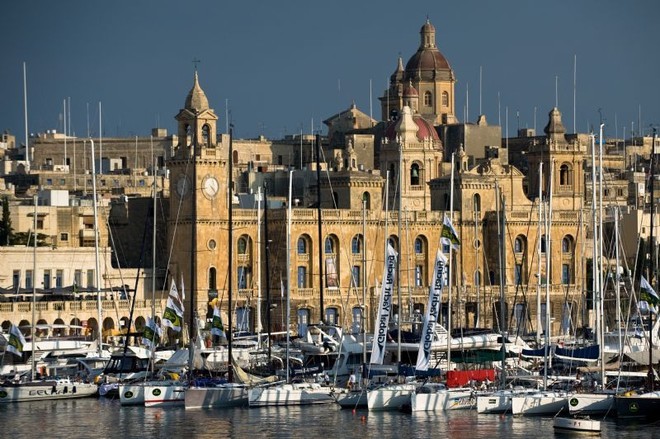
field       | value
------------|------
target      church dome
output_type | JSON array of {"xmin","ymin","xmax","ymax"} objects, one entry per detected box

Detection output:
[
  {"xmin": 384, "ymin": 113, "xmax": 440, "ymax": 142},
  {"xmin": 185, "ymin": 71, "xmax": 210, "ymax": 111},
  {"xmin": 403, "ymin": 82, "xmax": 419, "ymax": 97},
  {"xmin": 405, "ymin": 19, "xmax": 451, "ymax": 80}
]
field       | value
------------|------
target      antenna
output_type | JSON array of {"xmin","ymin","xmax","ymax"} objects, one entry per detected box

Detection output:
[
  {"xmin": 497, "ymin": 92, "xmax": 501, "ymax": 127},
  {"xmin": 479, "ymin": 65, "xmax": 483, "ymax": 116},
  {"xmin": 369, "ymin": 79, "xmax": 373, "ymax": 123},
  {"xmin": 465, "ymin": 82, "xmax": 469, "ymax": 123},
  {"xmin": 23, "ymin": 62, "xmax": 29, "ymax": 169},
  {"xmin": 192, "ymin": 58, "xmax": 201, "ymax": 71},
  {"xmin": 555, "ymin": 76, "xmax": 559, "ymax": 108},
  {"xmin": 573, "ymin": 55, "xmax": 577, "ymax": 134}
]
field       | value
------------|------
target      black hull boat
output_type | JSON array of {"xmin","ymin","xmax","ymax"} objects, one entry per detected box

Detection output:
[{"xmin": 615, "ymin": 391, "xmax": 660, "ymax": 422}]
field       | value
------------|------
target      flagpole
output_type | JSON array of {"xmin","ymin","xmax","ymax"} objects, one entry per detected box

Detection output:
[{"xmin": 649, "ymin": 127, "xmax": 657, "ymax": 391}]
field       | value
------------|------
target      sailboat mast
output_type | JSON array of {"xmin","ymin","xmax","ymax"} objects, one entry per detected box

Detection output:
[
  {"xmin": 286, "ymin": 170, "xmax": 293, "ymax": 383},
  {"xmin": 228, "ymin": 127, "xmax": 234, "ymax": 383},
  {"xmin": 315, "ymin": 134, "xmax": 324, "ymax": 321},
  {"xmin": 397, "ymin": 133, "xmax": 403, "ymax": 364},
  {"xmin": 256, "ymin": 186, "xmax": 263, "ymax": 336},
  {"xmin": 598, "ymin": 124, "xmax": 606, "ymax": 386},
  {"xmin": 447, "ymin": 153, "xmax": 455, "ymax": 369},
  {"xmin": 89, "ymin": 139, "xmax": 103, "ymax": 357},
  {"xmin": 31, "ymin": 195, "xmax": 37, "ymax": 381},
  {"xmin": 362, "ymin": 196, "xmax": 367, "ymax": 368},
  {"xmin": 544, "ymin": 160, "xmax": 554, "ymax": 389},
  {"xmin": 649, "ymin": 127, "xmax": 657, "ymax": 391},
  {"xmin": 497, "ymin": 184, "xmax": 507, "ymax": 386}
]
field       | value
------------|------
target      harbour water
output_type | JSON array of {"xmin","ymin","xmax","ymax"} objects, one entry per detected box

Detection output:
[{"xmin": 2, "ymin": 397, "xmax": 658, "ymax": 438}]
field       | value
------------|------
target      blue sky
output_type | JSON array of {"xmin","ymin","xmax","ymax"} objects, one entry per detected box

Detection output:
[{"xmin": 1, "ymin": 1, "xmax": 658, "ymax": 143}]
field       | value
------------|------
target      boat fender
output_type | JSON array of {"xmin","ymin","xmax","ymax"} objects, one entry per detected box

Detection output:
[
  {"xmin": 64, "ymin": 386, "xmax": 68, "ymax": 394},
  {"xmin": 72, "ymin": 386, "xmax": 76, "ymax": 394},
  {"xmin": 51, "ymin": 386, "xmax": 57, "ymax": 394}
]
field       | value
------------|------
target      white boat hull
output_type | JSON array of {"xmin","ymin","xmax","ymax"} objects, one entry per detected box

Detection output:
[
  {"xmin": 567, "ymin": 393, "xmax": 614, "ymax": 415},
  {"xmin": 411, "ymin": 388, "xmax": 473, "ymax": 412},
  {"xmin": 118, "ymin": 383, "xmax": 145, "ymax": 405},
  {"xmin": 0, "ymin": 379, "xmax": 97, "ymax": 403},
  {"xmin": 144, "ymin": 384, "xmax": 186, "ymax": 407},
  {"xmin": 511, "ymin": 391, "xmax": 569, "ymax": 415},
  {"xmin": 553, "ymin": 416, "xmax": 601, "ymax": 433},
  {"xmin": 367, "ymin": 383, "xmax": 417, "ymax": 411},
  {"xmin": 248, "ymin": 383, "xmax": 334, "ymax": 407},
  {"xmin": 476, "ymin": 389, "xmax": 538, "ymax": 414},
  {"xmin": 185, "ymin": 384, "xmax": 249, "ymax": 409}
]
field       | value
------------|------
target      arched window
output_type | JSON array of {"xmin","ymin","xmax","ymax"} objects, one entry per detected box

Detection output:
[
  {"xmin": 541, "ymin": 235, "xmax": 547, "ymax": 253},
  {"xmin": 362, "ymin": 192, "xmax": 371, "ymax": 210},
  {"xmin": 325, "ymin": 307, "xmax": 339, "ymax": 325},
  {"xmin": 388, "ymin": 235, "xmax": 399, "ymax": 253},
  {"xmin": 410, "ymin": 163, "xmax": 420, "ymax": 186},
  {"xmin": 325, "ymin": 237, "xmax": 334, "ymax": 254},
  {"xmin": 209, "ymin": 267, "xmax": 217, "ymax": 290},
  {"xmin": 514, "ymin": 235, "xmax": 525, "ymax": 253},
  {"xmin": 562, "ymin": 235, "xmax": 574, "ymax": 254},
  {"xmin": 297, "ymin": 237, "xmax": 308, "ymax": 254},
  {"xmin": 237, "ymin": 237, "xmax": 248, "ymax": 255},
  {"xmin": 559, "ymin": 164, "xmax": 572, "ymax": 186},
  {"xmin": 352, "ymin": 235, "xmax": 362, "ymax": 254},
  {"xmin": 424, "ymin": 91, "xmax": 433, "ymax": 107},
  {"xmin": 414, "ymin": 237, "xmax": 424, "ymax": 254},
  {"xmin": 441, "ymin": 91, "xmax": 449, "ymax": 107},
  {"xmin": 185, "ymin": 124, "xmax": 193, "ymax": 145},
  {"xmin": 202, "ymin": 124, "xmax": 210, "ymax": 145},
  {"xmin": 232, "ymin": 150, "xmax": 239, "ymax": 165},
  {"xmin": 473, "ymin": 193, "xmax": 481, "ymax": 212}
]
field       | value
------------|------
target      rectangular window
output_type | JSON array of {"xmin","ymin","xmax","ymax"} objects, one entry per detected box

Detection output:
[
  {"xmin": 515, "ymin": 264, "xmax": 522, "ymax": 285},
  {"xmin": 55, "ymin": 269, "xmax": 63, "ymax": 288},
  {"xmin": 60, "ymin": 233, "xmax": 69, "ymax": 241},
  {"xmin": 237, "ymin": 266, "xmax": 250, "ymax": 289},
  {"xmin": 415, "ymin": 265, "xmax": 423, "ymax": 287},
  {"xmin": 59, "ymin": 179, "xmax": 66, "ymax": 185},
  {"xmin": 297, "ymin": 266, "xmax": 307, "ymax": 288},
  {"xmin": 13, "ymin": 270, "xmax": 21, "ymax": 290},
  {"xmin": 25, "ymin": 270, "xmax": 33, "ymax": 289},
  {"xmin": 351, "ymin": 265, "xmax": 361, "ymax": 288},
  {"xmin": 74, "ymin": 269, "xmax": 82, "ymax": 288},
  {"xmin": 562, "ymin": 264, "xmax": 570, "ymax": 285},
  {"xmin": 87, "ymin": 269, "xmax": 95, "ymax": 288},
  {"xmin": 43, "ymin": 270, "xmax": 51, "ymax": 289},
  {"xmin": 36, "ymin": 218, "xmax": 44, "ymax": 229}
]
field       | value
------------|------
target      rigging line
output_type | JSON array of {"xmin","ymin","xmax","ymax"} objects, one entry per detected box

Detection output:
[{"xmin": 161, "ymin": 157, "xmax": 191, "ymax": 296}]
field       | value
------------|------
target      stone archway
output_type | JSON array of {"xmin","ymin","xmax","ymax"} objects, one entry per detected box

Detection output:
[
  {"xmin": 1, "ymin": 320, "xmax": 11, "ymax": 333},
  {"xmin": 102, "ymin": 317, "xmax": 115, "ymax": 343},
  {"xmin": 36, "ymin": 319, "xmax": 48, "ymax": 337},
  {"xmin": 86, "ymin": 317, "xmax": 99, "ymax": 340},
  {"xmin": 53, "ymin": 318, "xmax": 65, "ymax": 336},
  {"xmin": 69, "ymin": 317, "xmax": 82, "ymax": 336}
]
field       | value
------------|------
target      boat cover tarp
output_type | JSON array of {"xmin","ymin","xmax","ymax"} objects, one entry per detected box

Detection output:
[
  {"xmin": 554, "ymin": 344, "xmax": 599, "ymax": 363},
  {"xmin": 446, "ymin": 369, "xmax": 495, "ymax": 388}
]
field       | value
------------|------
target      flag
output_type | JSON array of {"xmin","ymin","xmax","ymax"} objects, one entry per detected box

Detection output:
[
  {"xmin": 640, "ymin": 275, "xmax": 659, "ymax": 307},
  {"xmin": 211, "ymin": 306, "xmax": 226, "ymax": 338},
  {"xmin": 416, "ymin": 250, "xmax": 447, "ymax": 371},
  {"xmin": 441, "ymin": 215, "xmax": 460, "ymax": 249},
  {"xmin": 142, "ymin": 316, "xmax": 162, "ymax": 348},
  {"xmin": 6, "ymin": 324, "xmax": 27, "ymax": 357},
  {"xmin": 370, "ymin": 243, "xmax": 398, "ymax": 365},
  {"xmin": 162, "ymin": 280, "xmax": 184, "ymax": 332}
]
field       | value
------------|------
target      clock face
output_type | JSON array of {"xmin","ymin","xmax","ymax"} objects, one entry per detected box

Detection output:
[
  {"xmin": 176, "ymin": 175, "xmax": 190, "ymax": 197},
  {"xmin": 202, "ymin": 175, "xmax": 219, "ymax": 198}
]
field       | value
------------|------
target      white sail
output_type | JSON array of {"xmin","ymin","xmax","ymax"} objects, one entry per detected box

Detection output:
[
  {"xmin": 415, "ymin": 250, "xmax": 447, "ymax": 371},
  {"xmin": 370, "ymin": 243, "xmax": 398, "ymax": 365}
]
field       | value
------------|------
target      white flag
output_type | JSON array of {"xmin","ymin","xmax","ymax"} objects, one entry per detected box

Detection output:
[
  {"xmin": 6, "ymin": 324, "xmax": 27, "ymax": 357},
  {"xmin": 416, "ymin": 250, "xmax": 447, "ymax": 371},
  {"xmin": 370, "ymin": 243, "xmax": 398, "ymax": 365}
]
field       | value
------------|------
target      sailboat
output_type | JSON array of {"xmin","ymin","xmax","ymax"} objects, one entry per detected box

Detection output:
[
  {"xmin": 0, "ymin": 194, "xmax": 98, "ymax": 403},
  {"xmin": 248, "ymin": 170, "xmax": 335, "ymax": 407},
  {"xmin": 614, "ymin": 128, "xmax": 660, "ymax": 422}
]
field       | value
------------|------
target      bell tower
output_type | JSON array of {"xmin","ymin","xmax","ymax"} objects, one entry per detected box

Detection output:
[{"xmin": 168, "ymin": 71, "xmax": 228, "ymax": 325}]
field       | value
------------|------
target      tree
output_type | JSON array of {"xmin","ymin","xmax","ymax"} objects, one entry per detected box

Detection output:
[{"xmin": 0, "ymin": 196, "xmax": 13, "ymax": 246}]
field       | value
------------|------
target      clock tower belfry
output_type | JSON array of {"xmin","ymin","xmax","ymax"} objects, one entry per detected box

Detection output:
[{"xmin": 168, "ymin": 71, "xmax": 228, "ymax": 327}]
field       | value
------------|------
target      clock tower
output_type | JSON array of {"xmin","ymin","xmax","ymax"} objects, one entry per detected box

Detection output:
[{"xmin": 168, "ymin": 70, "xmax": 228, "ymax": 326}]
